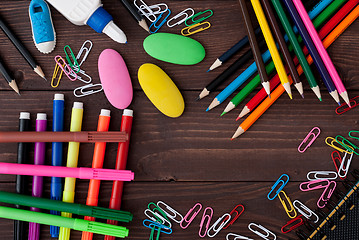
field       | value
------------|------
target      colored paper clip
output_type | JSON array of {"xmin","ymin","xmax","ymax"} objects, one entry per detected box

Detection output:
[
  {"xmin": 198, "ymin": 207, "xmax": 213, "ymax": 238},
  {"xmin": 338, "ymin": 151, "xmax": 354, "ymax": 178},
  {"xmin": 299, "ymin": 179, "xmax": 329, "ymax": 192},
  {"xmin": 143, "ymin": 219, "xmax": 172, "ymax": 234},
  {"xmin": 185, "ymin": 9, "xmax": 213, "ymax": 26},
  {"xmin": 267, "ymin": 174, "xmax": 289, "ymax": 200},
  {"xmin": 325, "ymin": 137, "xmax": 354, "ymax": 154},
  {"xmin": 54, "ymin": 55, "xmax": 77, "ymax": 81},
  {"xmin": 70, "ymin": 67, "xmax": 92, "ymax": 83},
  {"xmin": 144, "ymin": 209, "xmax": 171, "ymax": 228},
  {"xmin": 248, "ymin": 223, "xmax": 276, "ymax": 240},
  {"xmin": 317, "ymin": 181, "xmax": 336, "ymax": 208},
  {"xmin": 293, "ymin": 200, "xmax": 319, "ymax": 223},
  {"xmin": 51, "ymin": 62, "xmax": 64, "ymax": 88},
  {"xmin": 222, "ymin": 204, "xmax": 244, "ymax": 229},
  {"xmin": 73, "ymin": 83, "xmax": 103, "ymax": 98},
  {"xmin": 64, "ymin": 45, "xmax": 80, "ymax": 73},
  {"xmin": 281, "ymin": 215, "xmax": 304, "ymax": 234},
  {"xmin": 298, "ymin": 127, "xmax": 320, "ymax": 153},
  {"xmin": 349, "ymin": 130, "xmax": 359, "ymax": 141},
  {"xmin": 180, "ymin": 203, "xmax": 202, "ymax": 229},
  {"xmin": 181, "ymin": 22, "xmax": 211, "ymax": 37},
  {"xmin": 278, "ymin": 191, "xmax": 297, "ymax": 219},
  {"xmin": 149, "ymin": 225, "xmax": 161, "ymax": 240},
  {"xmin": 331, "ymin": 150, "xmax": 342, "ymax": 171},
  {"xmin": 157, "ymin": 201, "xmax": 183, "ymax": 223},
  {"xmin": 167, "ymin": 8, "xmax": 194, "ymax": 27},
  {"xmin": 76, "ymin": 40, "xmax": 93, "ymax": 67},
  {"xmin": 335, "ymin": 96, "xmax": 359, "ymax": 115},
  {"xmin": 226, "ymin": 233, "xmax": 253, "ymax": 240},
  {"xmin": 134, "ymin": 0, "xmax": 157, "ymax": 22},
  {"xmin": 147, "ymin": 202, "xmax": 170, "ymax": 224},
  {"xmin": 306, "ymin": 171, "xmax": 338, "ymax": 181},
  {"xmin": 149, "ymin": 9, "xmax": 171, "ymax": 34},
  {"xmin": 141, "ymin": 3, "xmax": 168, "ymax": 15},
  {"xmin": 335, "ymin": 135, "xmax": 359, "ymax": 155},
  {"xmin": 207, "ymin": 213, "xmax": 231, "ymax": 238}
]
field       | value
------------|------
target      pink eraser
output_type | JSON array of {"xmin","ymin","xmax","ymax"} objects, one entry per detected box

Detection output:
[{"xmin": 98, "ymin": 49, "xmax": 133, "ymax": 109}]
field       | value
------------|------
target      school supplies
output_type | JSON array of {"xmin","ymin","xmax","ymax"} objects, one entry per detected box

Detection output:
[
  {"xmin": 248, "ymin": 223, "xmax": 276, "ymax": 240},
  {"xmin": 14, "ymin": 112, "xmax": 30, "ymax": 240},
  {"xmin": 98, "ymin": 49, "xmax": 133, "ymax": 109},
  {"xmin": 278, "ymin": 191, "xmax": 297, "ymax": 218},
  {"xmin": 238, "ymin": 0, "xmax": 270, "ymax": 97},
  {"xmin": 292, "ymin": 200, "xmax": 319, "ymax": 223},
  {"xmin": 181, "ymin": 22, "xmax": 211, "ymax": 36},
  {"xmin": 0, "ymin": 15, "xmax": 46, "ymax": 80},
  {"xmin": 267, "ymin": 174, "xmax": 289, "ymax": 200},
  {"xmin": 199, "ymin": 207, "xmax": 213, "ymax": 237},
  {"xmin": 223, "ymin": 204, "xmax": 244, "ymax": 229},
  {"xmin": 82, "ymin": 109, "xmax": 111, "ymax": 240},
  {"xmin": 0, "ymin": 57, "xmax": 20, "ymax": 94},
  {"xmin": 299, "ymin": 179, "xmax": 336, "ymax": 208},
  {"xmin": 307, "ymin": 171, "xmax": 337, "ymax": 181},
  {"xmin": 292, "ymin": 0, "xmax": 350, "ymax": 106},
  {"xmin": 185, "ymin": 10, "xmax": 213, "ymax": 26},
  {"xmin": 0, "ymin": 206, "xmax": 129, "ymax": 238},
  {"xmin": 120, "ymin": 0, "xmax": 150, "ymax": 32},
  {"xmin": 226, "ymin": 233, "xmax": 253, "ymax": 240},
  {"xmin": 281, "ymin": 215, "xmax": 304, "ymax": 233},
  {"xmin": 0, "ymin": 191, "xmax": 133, "ymax": 222},
  {"xmin": 157, "ymin": 201, "xmax": 183, "ymax": 223},
  {"xmin": 55, "ymin": 55, "xmax": 77, "ymax": 81},
  {"xmin": 167, "ymin": 8, "xmax": 194, "ymax": 28},
  {"xmin": 29, "ymin": 113, "xmax": 47, "ymax": 240},
  {"xmin": 138, "ymin": 63, "xmax": 184, "ymax": 118},
  {"xmin": 0, "ymin": 162, "xmax": 134, "ymax": 181},
  {"xmin": 149, "ymin": 9, "xmax": 171, "ymax": 33},
  {"xmin": 207, "ymin": 213, "xmax": 231, "ymax": 237},
  {"xmin": 29, "ymin": 0, "xmax": 56, "ymax": 54},
  {"xmin": 134, "ymin": 0, "xmax": 157, "ymax": 22},
  {"xmin": 180, "ymin": 203, "xmax": 202, "ymax": 229},
  {"xmin": 143, "ymin": 33, "xmax": 205, "ymax": 65},
  {"xmin": 298, "ymin": 127, "xmax": 321, "ymax": 153},
  {"xmin": 336, "ymin": 95, "xmax": 359, "ymax": 114}
]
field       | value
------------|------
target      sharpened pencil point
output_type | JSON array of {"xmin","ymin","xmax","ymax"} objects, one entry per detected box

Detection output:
[
  {"xmin": 319, "ymin": 98, "xmax": 322, "ymax": 102},
  {"xmin": 206, "ymin": 69, "xmax": 210, "ymax": 72},
  {"xmin": 206, "ymin": 108, "xmax": 209, "ymax": 112},
  {"xmin": 43, "ymin": 77, "xmax": 48, "ymax": 81},
  {"xmin": 300, "ymin": 93, "xmax": 304, "ymax": 99},
  {"xmin": 195, "ymin": 96, "xmax": 200, "ymax": 101},
  {"xmin": 236, "ymin": 116, "xmax": 241, "ymax": 121},
  {"xmin": 220, "ymin": 112, "xmax": 226, "ymax": 117},
  {"xmin": 337, "ymin": 102, "xmax": 341, "ymax": 106},
  {"xmin": 288, "ymin": 93, "xmax": 293, "ymax": 100}
]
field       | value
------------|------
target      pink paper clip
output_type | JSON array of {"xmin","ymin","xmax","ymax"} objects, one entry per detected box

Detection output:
[
  {"xmin": 198, "ymin": 207, "xmax": 213, "ymax": 237},
  {"xmin": 180, "ymin": 203, "xmax": 202, "ymax": 229},
  {"xmin": 54, "ymin": 55, "xmax": 77, "ymax": 81},
  {"xmin": 281, "ymin": 215, "xmax": 304, "ymax": 234},
  {"xmin": 317, "ymin": 181, "xmax": 336, "ymax": 208},
  {"xmin": 335, "ymin": 96, "xmax": 359, "ymax": 115},
  {"xmin": 298, "ymin": 127, "xmax": 320, "ymax": 153},
  {"xmin": 299, "ymin": 179, "xmax": 329, "ymax": 192},
  {"xmin": 222, "ymin": 204, "xmax": 244, "ymax": 229}
]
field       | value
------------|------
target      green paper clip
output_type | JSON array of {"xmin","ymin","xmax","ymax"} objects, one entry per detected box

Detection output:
[
  {"xmin": 185, "ymin": 9, "xmax": 213, "ymax": 26},
  {"xmin": 335, "ymin": 135, "xmax": 359, "ymax": 155},
  {"xmin": 64, "ymin": 45, "xmax": 80, "ymax": 73}
]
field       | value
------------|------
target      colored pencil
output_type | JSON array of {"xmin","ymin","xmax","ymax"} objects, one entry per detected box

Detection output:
[
  {"xmin": 120, "ymin": 0, "xmax": 150, "ymax": 33},
  {"xmin": 0, "ymin": 58, "xmax": 20, "ymax": 94},
  {"xmin": 282, "ymin": 0, "xmax": 340, "ymax": 105},
  {"xmin": 232, "ymin": 7, "xmax": 358, "ymax": 139},
  {"xmin": 238, "ymin": 0, "xmax": 271, "ymax": 96},
  {"xmin": 292, "ymin": 0, "xmax": 350, "ymax": 106}
]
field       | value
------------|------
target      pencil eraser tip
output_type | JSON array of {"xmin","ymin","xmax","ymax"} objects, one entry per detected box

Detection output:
[{"xmin": 20, "ymin": 112, "xmax": 30, "ymax": 119}]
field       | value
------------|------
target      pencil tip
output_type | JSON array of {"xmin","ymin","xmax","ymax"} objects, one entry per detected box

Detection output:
[
  {"xmin": 289, "ymin": 93, "xmax": 293, "ymax": 100},
  {"xmin": 301, "ymin": 93, "xmax": 304, "ymax": 99},
  {"xmin": 337, "ymin": 101, "xmax": 341, "ymax": 106},
  {"xmin": 319, "ymin": 98, "xmax": 322, "ymax": 102},
  {"xmin": 220, "ymin": 112, "xmax": 225, "ymax": 117},
  {"xmin": 206, "ymin": 108, "xmax": 209, "ymax": 112},
  {"xmin": 195, "ymin": 96, "xmax": 200, "ymax": 101},
  {"xmin": 43, "ymin": 77, "xmax": 48, "ymax": 81},
  {"xmin": 206, "ymin": 69, "xmax": 210, "ymax": 72},
  {"xmin": 268, "ymin": 94, "xmax": 271, "ymax": 99},
  {"xmin": 231, "ymin": 138, "xmax": 234, "ymax": 141},
  {"xmin": 236, "ymin": 117, "xmax": 240, "ymax": 121}
]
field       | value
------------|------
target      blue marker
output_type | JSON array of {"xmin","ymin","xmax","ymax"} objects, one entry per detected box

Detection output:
[{"xmin": 50, "ymin": 93, "xmax": 64, "ymax": 237}]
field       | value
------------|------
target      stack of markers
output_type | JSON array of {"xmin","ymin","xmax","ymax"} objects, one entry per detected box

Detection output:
[{"xmin": 198, "ymin": 0, "xmax": 359, "ymax": 139}]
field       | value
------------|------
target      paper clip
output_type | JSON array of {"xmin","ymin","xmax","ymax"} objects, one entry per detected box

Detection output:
[
  {"xmin": 141, "ymin": 3, "xmax": 168, "ymax": 15},
  {"xmin": 73, "ymin": 83, "xmax": 103, "ymax": 98},
  {"xmin": 143, "ymin": 219, "xmax": 172, "ymax": 234},
  {"xmin": 134, "ymin": 0, "xmax": 157, "ymax": 22},
  {"xmin": 51, "ymin": 62, "xmax": 64, "ymax": 88},
  {"xmin": 149, "ymin": 9, "xmax": 171, "ymax": 34},
  {"xmin": 325, "ymin": 137, "xmax": 354, "ymax": 154},
  {"xmin": 331, "ymin": 151, "xmax": 345, "ymax": 179},
  {"xmin": 147, "ymin": 202, "xmax": 170, "ymax": 223},
  {"xmin": 293, "ymin": 200, "xmax": 319, "ymax": 223},
  {"xmin": 222, "ymin": 204, "xmax": 244, "ymax": 229},
  {"xmin": 248, "ymin": 223, "xmax": 276, "ymax": 240},
  {"xmin": 70, "ymin": 67, "xmax": 92, "ymax": 84},
  {"xmin": 180, "ymin": 203, "xmax": 202, "ymax": 229},
  {"xmin": 54, "ymin": 55, "xmax": 77, "ymax": 81},
  {"xmin": 226, "ymin": 233, "xmax": 253, "ymax": 240},
  {"xmin": 298, "ymin": 127, "xmax": 320, "ymax": 153},
  {"xmin": 157, "ymin": 201, "xmax": 183, "ymax": 223},
  {"xmin": 167, "ymin": 8, "xmax": 194, "ymax": 27},
  {"xmin": 64, "ymin": 45, "xmax": 80, "ymax": 73},
  {"xmin": 267, "ymin": 174, "xmax": 289, "ymax": 200},
  {"xmin": 181, "ymin": 22, "xmax": 211, "ymax": 37},
  {"xmin": 338, "ymin": 150, "xmax": 354, "ymax": 178},
  {"xmin": 185, "ymin": 9, "xmax": 213, "ymax": 26},
  {"xmin": 349, "ymin": 130, "xmax": 359, "ymax": 141},
  {"xmin": 317, "ymin": 181, "xmax": 336, "ymax": 208},
  {"xmin": 281, "ymin": 215, "xmax": 304, "ymax": 233},
  {"xmin": 149, "ymin": 225, "xmax": 160, "ymax": 240},
  {"xmin": 299, "ymin": 179, "xmax": 329, "ymax": 192},
  {"xmin": 76, "ymin": 40, "xmax": 93, "ymax": 67},
  {"xmin": 335, "ymin": 135, "xmax": 359, "ymax": 155},
  {"xmin": 335, "ymin": 96, "xmax": 359, "ymax": 115},
  {"xmin": 278, "ymin": 191, "xmax": 297, "ymax": 219},
  {"xmin": 144, "ymin": 209, "xmax": 171, "ymax": 228},
  {"xmin": 306, "ymin": 171, "xmax": 338, "ymax": 181},
  {"xmin": 198, "ymin": 207, "xmax": 213, "ymax": 238},
  {"xmin": 207, "ymin": 213, "xmax": 231, "ymax": 238}
]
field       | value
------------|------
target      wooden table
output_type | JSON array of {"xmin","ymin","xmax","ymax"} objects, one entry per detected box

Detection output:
[{"xmin": 0, "ymin": 0, "xmax": 358, "ymax": 239}]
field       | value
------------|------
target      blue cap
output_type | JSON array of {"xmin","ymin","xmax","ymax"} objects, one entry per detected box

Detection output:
[{"xmin": 87, "ymin": 7, "xmax": 113, "ymax": 33}]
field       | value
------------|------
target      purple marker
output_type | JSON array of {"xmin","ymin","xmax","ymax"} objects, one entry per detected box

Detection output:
[{"xmin": 28, "ymin": 113, "xmax": 47, "ymax": 240}]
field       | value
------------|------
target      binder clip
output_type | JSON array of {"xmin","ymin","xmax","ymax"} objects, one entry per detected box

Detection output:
[
  {"xmin": 185, "ymin": 9, "xmax": 213, "ymax": 26},
  {"xmin": 248, "ymin": 223, "xmax": 276, "ymax": 240},
  {"xmin": 64, "ymin": 45, "xmax": 80, "ymax": 73},
  {"xmin": 267, "ymin": 173, "xmax": 289, "ymax": 200},
  {"xmin": 293, "ymin": 200, "xmax": 319, "ymax": 223},
  {"xmin": 51, "ymin": 62, "xmax": 64, "ymax": 88},
  {"xmin": 167, "ymin": 8, "xmax": 194, "ymax": 27},
  {"xmin": 134, "ymin": 0, "xmax": 157, "ymax": 22},
  {"xmin": 198, "ymin": 207, "xmax": 213, "ymax": 237},
  {"xmin": 54, "ymin": 55, "xmax": 77, "ymax": 81},
  {"xmin": 180, "ymin": 203, "xmax": 202, "ymax": 229},
  {"xmin": 278, "ymin": 191, "xmax": 297, "ymax": 219},
  {"xmin": 335, "ymin": 96, "xmax": 359, "ymax": 115},
  {"xmin": 73, "ymin": 83, "xmax": 102, "ymax": 98},
  {"xmin": 222, "ymin": 204, "xmax": 244, "ymax": 229},
  {"xmin": 207, "ymin": 213, "xmax": 231, "ymax": 237},
  {"xmin": 298, "ymin": 127, "xmax": 320, "ymax": 153},
  {"xmin": 181, "ymin": 22, "xmax": 211, "ymax": 36},
  {"xmin": 306, "ymin": 171, "xmax": 338, "ymax": 181},
  {"xmin": 281, "ymin": 215, "xmax": 304, "ymax": 233},
  {"xmin": 317, "ymin": 181, "xmax": 336, "ymax": 208},
  {"xmin": 149, "ymin": 9, "xmax": 171, "ymax": 33},
  {"xmin": 76, "ymin": 40, "xmax": 93, "ymax": 67},
  {"xmin": 226, "ymin": 233, "xmax": 253, "ymax": 240},
  {"xmin": 157, "ymin": 201, "xmax": 183, "ymax": 223},
  {"xmin": 300, "ymin": 179, "xmax": 329, "ymax": 192}
]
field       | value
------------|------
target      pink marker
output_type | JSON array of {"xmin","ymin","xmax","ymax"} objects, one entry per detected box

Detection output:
[{"xmin": 291, "ymin": 0, "xmax": 350, "ymax": 106}]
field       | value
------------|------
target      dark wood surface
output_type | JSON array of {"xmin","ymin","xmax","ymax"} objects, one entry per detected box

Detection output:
[{"xmin": 0, "ymin": 0, "xmax": 358, "ymax": 239}]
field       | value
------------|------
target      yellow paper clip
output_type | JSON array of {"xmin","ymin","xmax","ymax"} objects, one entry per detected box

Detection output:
[
  {"xmin": 181, "ymin": 22, "xmax": 211, "ymax": 36},
  {"xmin": 278, "ymin": 191, "xmax": 297, "ymax": 219},
  {"xmin": 51, "ymin": 62, "xmax": 64, "ymax": 88},
  {"xmin": 325, "ymin": 137, "xmax": 354, "ymax": 154}
]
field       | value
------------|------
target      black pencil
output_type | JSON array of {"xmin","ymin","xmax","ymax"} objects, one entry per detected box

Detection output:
[
  {"xmin": 120, "ymin": 0, "xmax": 150, "ymax": 33},
  {"xmin": 0, "ymin": 15, "xmax": 46, "ymax": 81},
  {"xmin": 0, "ymin": 58, "xmax": 20, "ymax": 94}
]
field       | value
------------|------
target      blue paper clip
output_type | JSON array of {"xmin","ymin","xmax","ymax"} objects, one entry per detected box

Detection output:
[
  {"xmin": 185, "ymin": 9, "xmax": 213, "ymax": 26},
  {"xmin": 143, "ymin": 219, "xmax": 172, "ymax": 234},
  {"xmin": 267, "ymin": 174, "xmax": 289, "ymax": 200},
  {"xmin": 149, "ymin": 9, "xmax": 171, "ymax": 33}
]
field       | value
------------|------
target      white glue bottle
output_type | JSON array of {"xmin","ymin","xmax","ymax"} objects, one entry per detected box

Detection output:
[{"xmin": 46, "ymin": 0, "xmax": 127, "ymax": 43}]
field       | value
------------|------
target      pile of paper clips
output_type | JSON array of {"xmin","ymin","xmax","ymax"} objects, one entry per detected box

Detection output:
[
  {"xmin": 51, "ymin": 40, "xmax": 103, "ymax": 98},
  {"xmin": 134, "ymin": 0, "xmax": 213, "ymax": 36}
]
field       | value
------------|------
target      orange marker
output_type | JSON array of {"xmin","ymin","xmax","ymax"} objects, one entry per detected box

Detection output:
[{"xmin": 81, "ymin": 109, "xmax": 111, "ymax": 240}]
